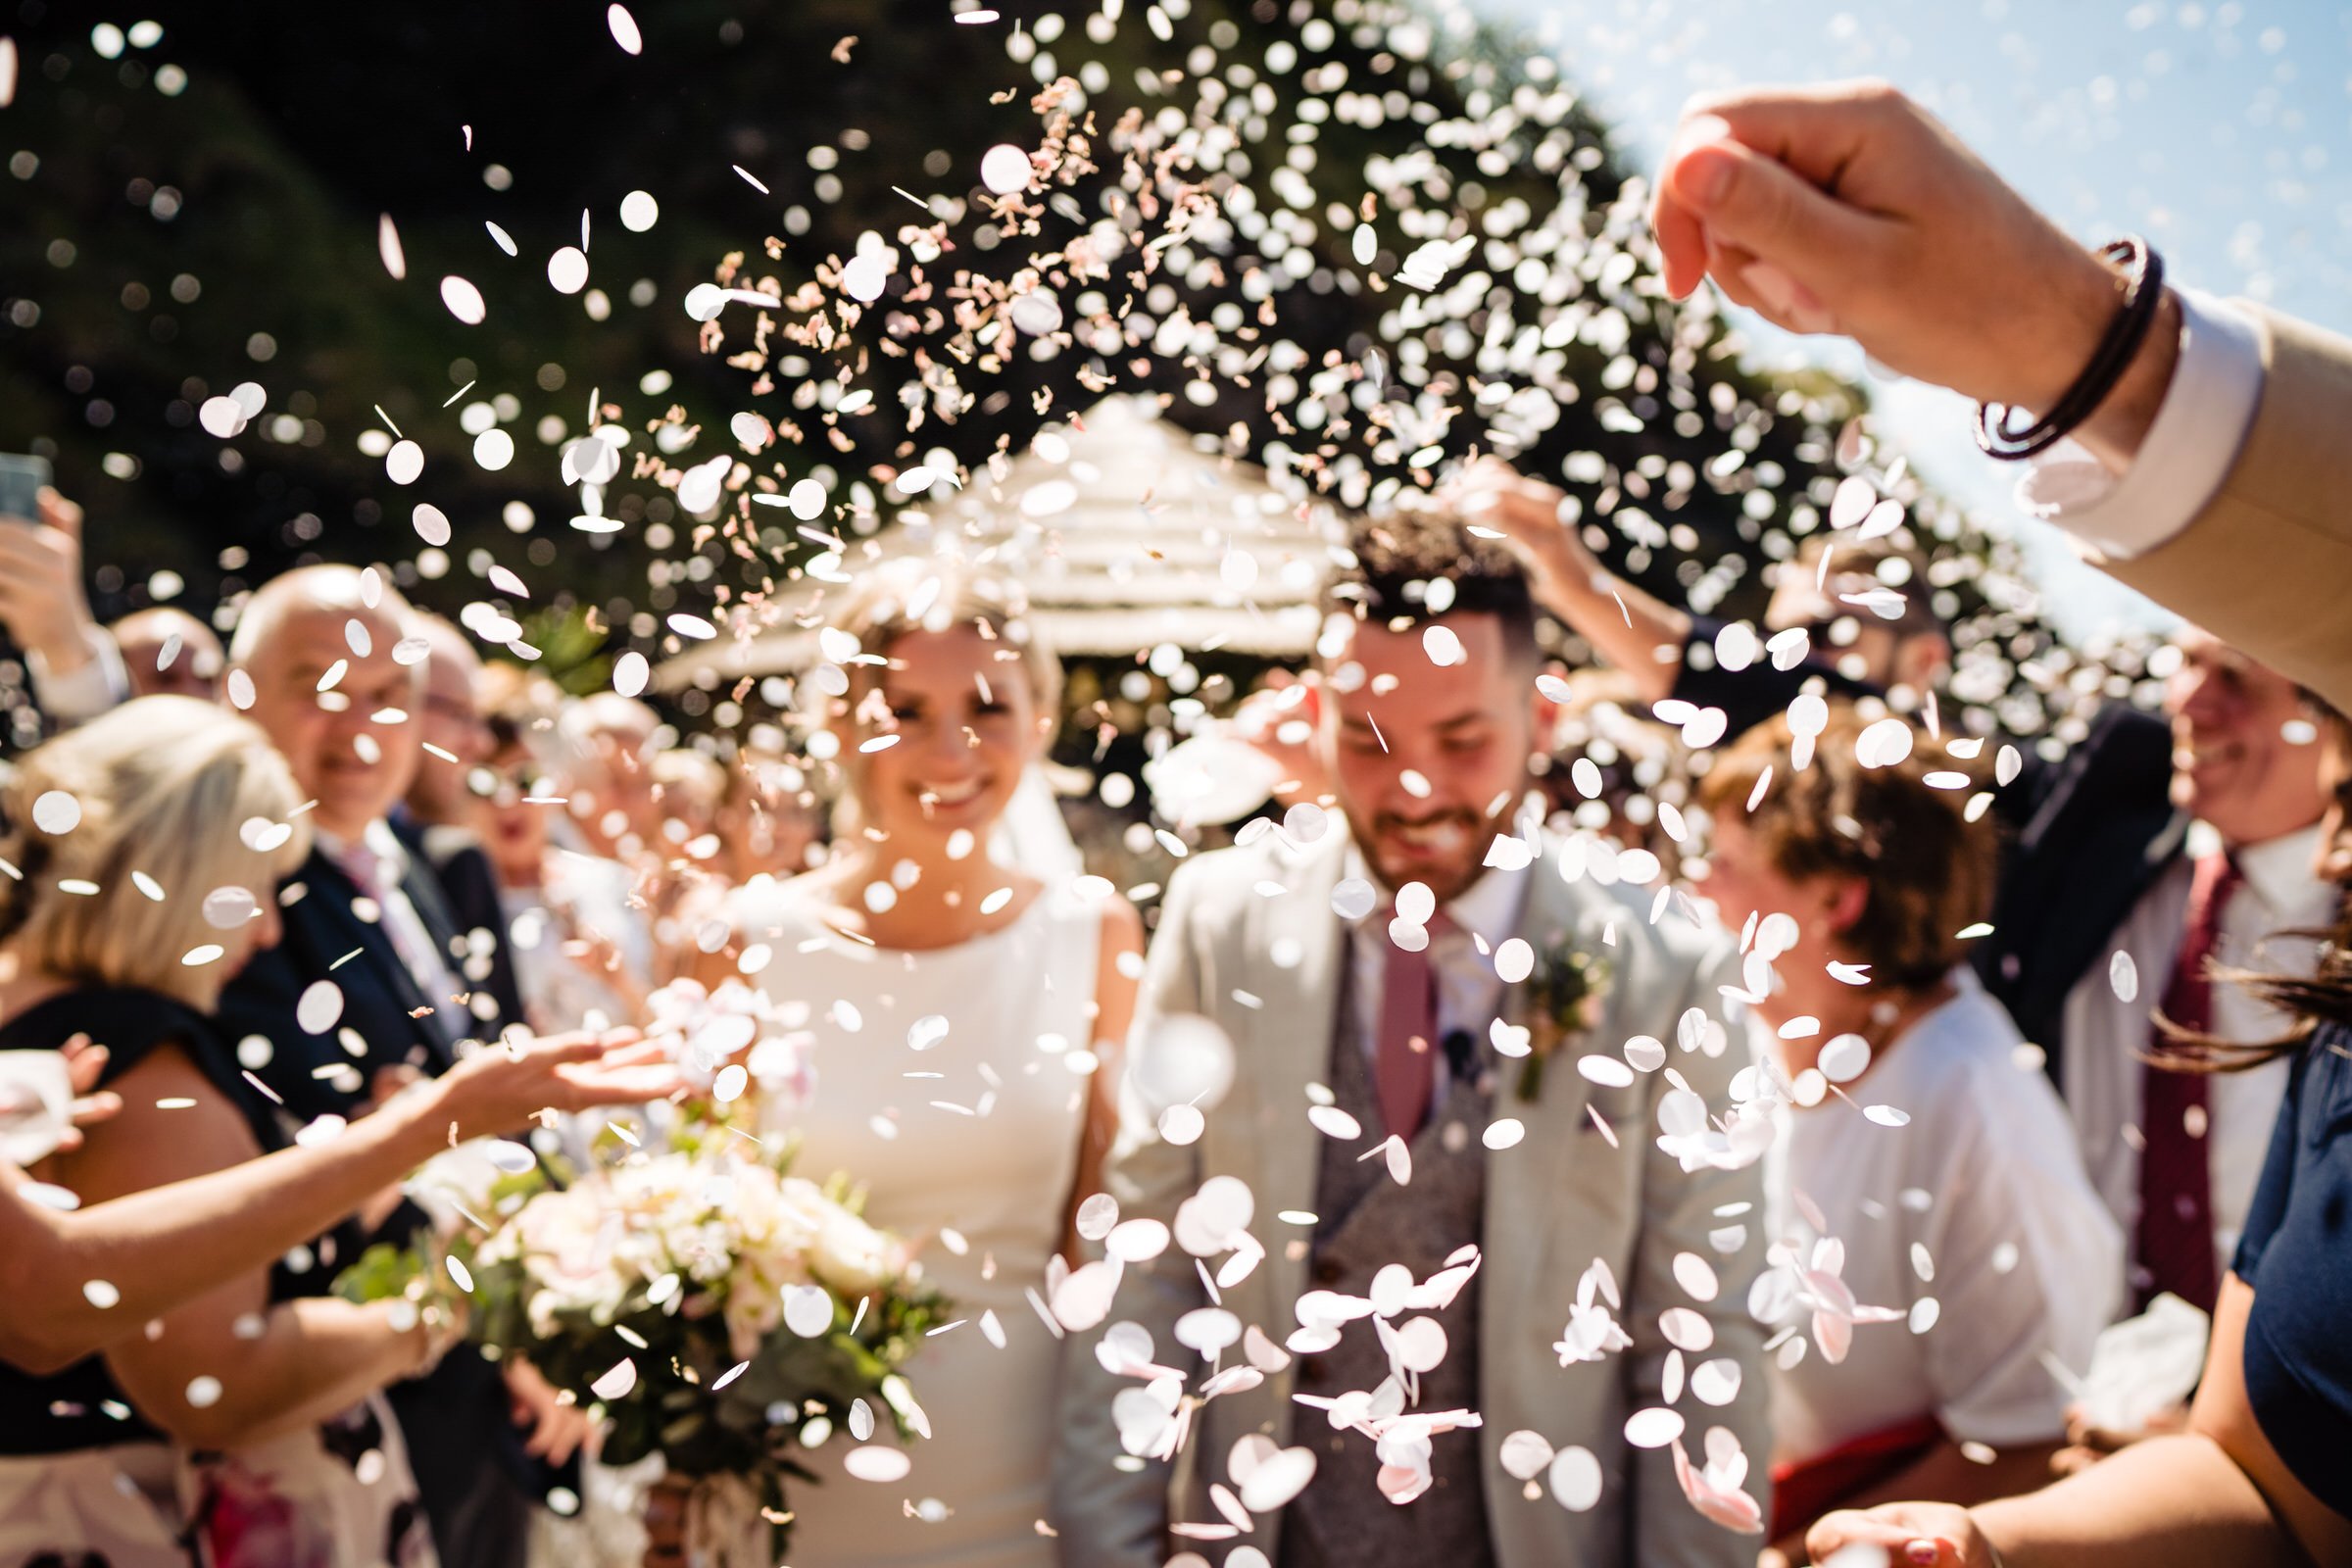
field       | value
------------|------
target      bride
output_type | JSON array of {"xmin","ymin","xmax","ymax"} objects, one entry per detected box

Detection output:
[{"xmin": 666, "ymin": 558, "xmax": 1140, "ymax": 1566}]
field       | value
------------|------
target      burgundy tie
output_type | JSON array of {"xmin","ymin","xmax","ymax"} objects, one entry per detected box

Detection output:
[
  {"xmin": 2135, "ymin": 852, "xmax": 2243, "ymax": 1314},
  {"xmin": 1377, "ymin": 907, "xmax": 1452, "ymax": 1142}
]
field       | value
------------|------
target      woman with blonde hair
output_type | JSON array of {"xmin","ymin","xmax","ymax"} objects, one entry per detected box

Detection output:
[
  {"xmin": 1697, "ymin": 703, "xmax": 2123, "ymax": 1564},
  {"xmin": 0, "ymin": 697, "xmax": 451, "ymax": 1566},
  {"xmin": 653, "ymin": 556, "xmax": 1141, "ymax": 1566}
]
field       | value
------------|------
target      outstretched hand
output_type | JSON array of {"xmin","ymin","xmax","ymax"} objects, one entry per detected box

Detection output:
[
  {"xmin": 432, "ymin": 1028, "xmax": 682, "ymax": 1142},
  {"xmin": 54, "ymin": 1036, "xmax": 122, "ymax": 1155},
  {"xmin": 1649, "ymin": 80, "xmax": 2130, "ymax": 420},
  {"xmin": 1805, "ymin": 1501, "xmax": 1999, "ymax": 1567},
  {"xmin": 1440, "ymin": 458, "xmax": 1592, "ymax": 607}
]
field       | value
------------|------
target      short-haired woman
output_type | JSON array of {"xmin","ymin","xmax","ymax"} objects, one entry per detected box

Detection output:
[
  {"xmin": 0, "ymin": 698, "xmax": 450, "ymax": 1566},
  {"xmin": 1697, "ymin": 703, "xmax": 2123, "ymax": 1561}
]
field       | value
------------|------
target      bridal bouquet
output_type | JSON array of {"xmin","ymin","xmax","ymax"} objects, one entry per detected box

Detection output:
[{"xmin": 340, "ymin": 1028, "xmax": 941, "ymax": 1561}]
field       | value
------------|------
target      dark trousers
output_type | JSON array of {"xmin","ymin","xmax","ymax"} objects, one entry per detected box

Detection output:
[{"xmin": 388, "ymin": 1353, "xmax": 534, "ymax": 1568}]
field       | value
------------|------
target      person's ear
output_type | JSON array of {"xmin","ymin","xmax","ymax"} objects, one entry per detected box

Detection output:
[
  {"xmin": 1895, "ymin": 630, "xmax": 1952, "ymax": 697},
  {"xmin": 1530, "ymin": 661, "xmax": 1565, "ymax": 750},
  {"xmin": 1290, "ymin": 672, "xmax": 1323, "ymax": 728},
  {"xmin": 1822, "ymin": 874, "xmax": 1870, "ymax": 938}
]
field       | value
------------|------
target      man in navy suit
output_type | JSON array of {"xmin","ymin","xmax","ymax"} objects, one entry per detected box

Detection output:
[{"xmin": 215, "ymin": 565, "xmax": 579, "ymax": 1568}]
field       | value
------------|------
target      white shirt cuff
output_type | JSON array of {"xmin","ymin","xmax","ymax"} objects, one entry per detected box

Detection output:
[
  {"xmin": 2011, "ymin": 288, "xmax": 2265, "ymax": 560},
  {"xmin": 28, "ymin": 626, "xmax": 128, "ymax": 726}
]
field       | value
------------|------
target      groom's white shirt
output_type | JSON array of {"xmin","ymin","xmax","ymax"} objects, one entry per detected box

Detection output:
[{"xmin": 1053, "ymin": 821, "xmax": 1772, "ymax": 1568}]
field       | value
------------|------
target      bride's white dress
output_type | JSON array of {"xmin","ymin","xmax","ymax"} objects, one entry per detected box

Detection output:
[{"xmin": 746, "ymin": 879, "xmax": 1102, "ymax": 1567}]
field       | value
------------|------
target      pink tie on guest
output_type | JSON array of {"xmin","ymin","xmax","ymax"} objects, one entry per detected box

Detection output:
[
  {"xmin": 2135, "ymin": 851, "xmax": 2243, "ymax": 1314},
  {"xmin": 1377, "ymin": 907, "xmax": 1453, "ymax": 1142}
]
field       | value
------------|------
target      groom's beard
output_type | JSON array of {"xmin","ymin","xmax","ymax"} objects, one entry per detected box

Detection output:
[{"xmin": 1364, "ymin": 807, "xmax": 1485, "ymax": 906}]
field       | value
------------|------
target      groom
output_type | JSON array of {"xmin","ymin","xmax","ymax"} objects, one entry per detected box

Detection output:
[{"xmin": 1055, "ymin": 514, "xmax": 1770, "ymax": 1566}]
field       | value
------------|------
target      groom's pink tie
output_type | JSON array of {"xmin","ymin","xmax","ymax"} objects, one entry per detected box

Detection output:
[{"xmin": 1377, "ymin": 907, "xmax": 1452, "ymax": 1141}]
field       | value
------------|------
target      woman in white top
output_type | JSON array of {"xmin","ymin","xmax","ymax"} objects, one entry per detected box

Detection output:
[
  {"xmin": 1698, "ymin": 705, "xmax": 2123, "ymax": 1564},
  {"xmin": 654, "ymin": 558, "xmax": 1141, "ymax": 1568}
]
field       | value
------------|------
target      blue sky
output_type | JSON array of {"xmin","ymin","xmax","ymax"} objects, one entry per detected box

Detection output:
[{"xmin": 1484, "ymin": 0, "xmax": 2352, "ymax": 638}]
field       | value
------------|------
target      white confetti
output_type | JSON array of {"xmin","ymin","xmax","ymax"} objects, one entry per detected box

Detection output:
[
  {"xmin": 843, "ymin": 1446, "xmax": 911, "ymax": 1483},
  {"xmin": 30, "ymin": 791, "xmax": 81, "ymax": 835},
  {"xmin": 1547, "ymin": 1445, "xmax": 1602, "ymax": 1510},
  {"xmin": 440, "ymin": 275, "xmax": 486, "ymax": 324},
  {"xmin": 295, "ymin": 980, "xmax": 344, "ymax": 1035},
  {"xmin": 2109, "ymin": 951, "xmax": 2139, "ymax": 1004},
  {"xmin": 547, "ymin": 247, "xmax": 590, "ymax": 294},
  {"xmin": 607, "ymin": 3, "xmax": 643, "ymax": 54},
  {"xmin": 612, "ymin": 651, "xmax": 651, "ymax": 698},
  {"xmin": 979, "ymin": 144, "xmax": 1032, "ymax": 195}
]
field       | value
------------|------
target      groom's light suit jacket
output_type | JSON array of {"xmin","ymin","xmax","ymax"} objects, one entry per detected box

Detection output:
[{"xmin": 1054, "ymin": 826, "xmax": 1771, "ymax": 1567}]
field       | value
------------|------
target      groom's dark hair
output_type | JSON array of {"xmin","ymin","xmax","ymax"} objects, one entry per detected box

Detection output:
[{"xmin": 1321, "ymin": 508, "xmax": 1541, "ymax": 670}]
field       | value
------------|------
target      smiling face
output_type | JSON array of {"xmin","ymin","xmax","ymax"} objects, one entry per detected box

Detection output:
[
  {"xmin": 237, "ymin": 605, "xmax": 422, "ymax": 841},
  {"xmin": 1321, "ymin": 612, "xmax": 1537, "ymax": 906},
  {"xmin": 2166, "ymin": 628, "xmax": 2328, "ymax": 849},
  {"xmin": 408, "ymin": 632, "xmax": 488, "ymax": 826},
  {"xmin": 478, "ymin": 735, "xmax": 553, "ymax": 888},
  {"xmin": 1697, "ymin": 813, "xmax": 1845, "ymax": 1023},
  {"xmin": 839, "ymin": 623, "xmax": 1044, "ymax": 852}
]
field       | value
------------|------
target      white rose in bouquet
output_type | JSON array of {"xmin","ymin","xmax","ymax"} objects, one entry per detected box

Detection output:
[{"xmin": 812, "ymin": 1202, "xmax": 911, "ymax": 1298}]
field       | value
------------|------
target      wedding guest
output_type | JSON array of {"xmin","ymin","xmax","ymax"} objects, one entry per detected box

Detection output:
[
  {"xmin": 475, "ymin": 668, "xmax": 651, "ymax": 1034},
  {"xmin": 1696, "ymin": 705, "xmax": 2122, "ymax": 1559},
  {"xmin": 648, "ymin": 746, "xmax": 725, "ymax": 858},
  {"xmin": 2059, "ymin": 632, "xmax": 2334, "ymax": 1314},
  {"xmin": 402, "ymin": 612, "xmax": 495, "ymax": 833},
  {"xmin": 1056, "ymin": 513, "xmax": 1769, "ymax": 1566},
  {"xmin": 559, "ymin": 693, "xmax": 664, "ymax": 865},
  {"xmin": 1808, "ymin": 709, "xmax": 2352, "ymax": 1568},
  {"xmin": 0, "ymin": 698, "xmax": 444, "ymax": 1565},
  {"xmin": 0, "ymin": 485, "xmax": 128, "ymax": 731},
  {"xmin": 679, "ymin": 748, "xmax": 829, "ymax": 989},
  {"xmin": 217, "ymin": 568, "xmax": 506, "ymax": 1120},
  {"xmin": 1233, "ymin": 668, "xmax": 1334, "ymax": 811},
  {"xmin": 398, "ymin": 612, "xmax": 527, "ymax": 1032},
  {"xmin": 1648, "ymin": 78, "xmax": 2352, "ymax": 715},
  {"xmin": 1454, "ymin": 465, "xmax": 1949, "ymax": 730},
  {"xmin": 1447, "ymin": 457, "xmax": 2182, "ymax": 1073},
  {"xmin": 110, "ymin": 606, "xmax": 223, "ymax": 700},
  {"xmin": 0, "ymin": 1021, "xmax": 676, "ymax": 1378},
  {"xmin": 651, "ymin": 557, "xmax": 1141, "ymax": 1567},
  {"xmin": 212, "ymin": 565, "xmax": 561, "ymax": 1568}
]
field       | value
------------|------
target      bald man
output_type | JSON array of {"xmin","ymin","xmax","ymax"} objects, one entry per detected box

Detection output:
[
  {"xmin": 211, "ymin": 566, "xmax": 550, "ymax": 1568},
  {"xmin": 110, "ymin": 606, "xmax": 223, "ymax": 701}
]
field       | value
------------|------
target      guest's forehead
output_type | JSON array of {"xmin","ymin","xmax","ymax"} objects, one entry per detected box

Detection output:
[{"xmin": 263, "ymin": 605, "xmax": 410, "ymax": 680}]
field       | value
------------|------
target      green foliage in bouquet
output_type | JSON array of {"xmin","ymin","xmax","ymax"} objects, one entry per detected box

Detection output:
[{"xmin": 338, "ymin": 1112, "xmax": 944, "ymax": 1549}]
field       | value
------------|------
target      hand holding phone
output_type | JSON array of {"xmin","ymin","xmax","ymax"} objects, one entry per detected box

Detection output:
[{"xmin": 0, "ymin": 452, "xmax": 51, "ymax": 524}]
